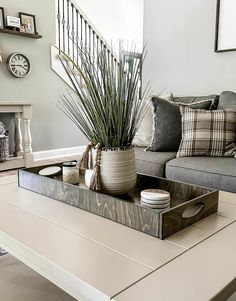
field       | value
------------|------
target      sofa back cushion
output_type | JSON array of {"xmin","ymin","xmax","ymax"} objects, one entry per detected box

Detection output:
[
  {"xmin": 218, "ymin": 91, "xmax": 236, "ymax": 109},
  {"xmin": 177, "ymin": 107, "xmax": 236, "ymax": 158}
]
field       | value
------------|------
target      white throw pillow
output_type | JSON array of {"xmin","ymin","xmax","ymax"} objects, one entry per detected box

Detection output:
[{"xmin": 133, "ymin": 93, "xmax": 173, "ymax": 146}]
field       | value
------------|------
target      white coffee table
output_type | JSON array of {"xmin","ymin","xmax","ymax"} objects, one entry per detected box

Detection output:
[{"xmin": 0, "ymin": 175, "xmax": 235, "ymax": 301}]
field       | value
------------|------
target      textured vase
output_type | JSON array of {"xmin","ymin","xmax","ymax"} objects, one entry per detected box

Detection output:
[{"xmin": 92, "ymin": 147, "xmax": 137, "ymax": 195}]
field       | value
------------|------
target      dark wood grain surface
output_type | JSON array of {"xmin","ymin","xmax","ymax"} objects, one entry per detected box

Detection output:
[
  {"xmin": 0, "ymin": 28, "xmax": 42, "ymax": 39},
  {"xmin": 160, "ymin": 191, "xmax": 219, "ymax": 239},
  {"xmin": 18, "ymin": 166, "xmax": 218, "ymax": 239}
]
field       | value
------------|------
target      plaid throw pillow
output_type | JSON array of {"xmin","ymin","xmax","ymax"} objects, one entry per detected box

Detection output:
[{"xmin": 177, "ymin": 107, "xmax": 236, "ymax": 157}]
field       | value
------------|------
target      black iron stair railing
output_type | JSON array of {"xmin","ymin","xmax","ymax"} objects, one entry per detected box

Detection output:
[
  {"xmin": 56, "ymin": 0, "xmax": 117, "ymax": 66},
  {"xmin": 56, "ymin": 0, "xmax": 142, "ymax": 96}
]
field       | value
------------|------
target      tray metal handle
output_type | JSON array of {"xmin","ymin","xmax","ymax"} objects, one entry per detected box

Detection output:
[{"xmin": 182, "ymin": 203, "xmax": 205, "ymax": 219}]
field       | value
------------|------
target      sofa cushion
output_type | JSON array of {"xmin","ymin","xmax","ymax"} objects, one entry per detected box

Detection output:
[
  {"xmin": 147, "ymin": 97, "xmax": 218, "ymax": 152},
  {"xmin": 177, "ymin": 107, "xmax": 236, "ymax": 158},
  {"xmin": 218, "ymin": 91, "xmax": 236, "ymax": 109},
  {"xmin": 166, "ymin": 157, "xmax": 236, "ymax": 193},
  {"xmin": 133, "ymin": 93, "xmax": 173, "ymax": 147},
  {"xmin": 135, "ymin": 147, "xmax": 176, "ymax": 177}
]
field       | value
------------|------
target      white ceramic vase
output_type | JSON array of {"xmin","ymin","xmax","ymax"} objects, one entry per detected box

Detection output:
[{"xmin": 89, "ymin": 147, "xmax": 137, "ymax": 195}]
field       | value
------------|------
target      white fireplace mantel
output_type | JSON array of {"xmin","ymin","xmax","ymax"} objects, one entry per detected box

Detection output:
[{"xmin": 0, "ymin": 101, "xmax": 32, "ymax": 171}]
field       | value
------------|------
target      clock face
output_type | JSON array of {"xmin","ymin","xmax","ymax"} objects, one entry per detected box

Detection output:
[{"xmin": 7, "ymin": 53, "xmax": 30, "ymax": 78}]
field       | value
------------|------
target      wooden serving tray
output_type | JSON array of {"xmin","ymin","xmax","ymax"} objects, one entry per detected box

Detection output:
[{"xmin": 18, "ymin": 163, "xmax": 219, "ymax": 239}]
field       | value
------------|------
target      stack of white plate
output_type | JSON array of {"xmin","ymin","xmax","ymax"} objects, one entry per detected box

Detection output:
[{"xmin": 141, "ymin": 189, "xmax": 170, "ymax": 211}]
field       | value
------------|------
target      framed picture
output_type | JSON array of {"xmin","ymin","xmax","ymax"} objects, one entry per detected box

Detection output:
[
  {"xmin": 215, "ymin": 0, "xmax": 236, "ymax": 52},
  {"xmin": 19, "ymin": 12, "xmax": 37, "ymax": 34},
  {"xmin": 0, "ymin": 7, "xmax": 5, "ymax": 29}
]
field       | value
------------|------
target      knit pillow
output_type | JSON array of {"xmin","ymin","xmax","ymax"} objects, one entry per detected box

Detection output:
[
  {"xmin": 177, "ymin": 107, "xmax": 236, "ymax": 158},
  {"xmin": 133, "ymin": 93, "xmax": 173, "ymax": 147}
]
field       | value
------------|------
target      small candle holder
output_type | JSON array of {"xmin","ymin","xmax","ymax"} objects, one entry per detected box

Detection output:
[{"xmin": 62, "ymin": 161, "xmax": 79, "ymax": 184}]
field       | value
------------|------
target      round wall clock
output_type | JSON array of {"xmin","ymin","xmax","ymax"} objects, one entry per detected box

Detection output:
[{"xmin": 6, "ymin": 53, "xmax": 31, "ymax": 78}]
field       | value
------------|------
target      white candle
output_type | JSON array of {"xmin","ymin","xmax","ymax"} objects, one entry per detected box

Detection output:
[
  {"xmin": 85, "ymin": 169, "xmax": 94, "ymax": 188},
  {"xmin": 63, "ymin": 161, "xmax": 79, "ymax": 184}
]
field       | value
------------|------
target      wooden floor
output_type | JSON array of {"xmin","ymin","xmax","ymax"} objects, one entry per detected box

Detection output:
[
  {"xmin": 0, "ymin": 255, "xmax": 76, "ymax": 301},
  {"xmin": 0, "ymin": 156, "xmax": 81, "ymax": 301}
]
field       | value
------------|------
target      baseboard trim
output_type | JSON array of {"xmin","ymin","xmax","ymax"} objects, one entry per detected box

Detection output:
[{"xmin": 28, "ymin": 145, "xmax": 86, "ymax": 164}]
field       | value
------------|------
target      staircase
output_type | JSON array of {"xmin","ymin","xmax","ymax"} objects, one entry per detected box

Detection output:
[
  {"xmin": 57, "ymin": 0, "xmax": 116, "ymax": 62},
  {"xmin": 51, "ymin": 0, "xmax": 142, "ymax": 97},
  {"xmin": 51, "ymin": 0, "xmax": 142, "ymax": 92},
  {"xmin": 51, "ymin": 0, "xmax": 118, "ymax": 85}
]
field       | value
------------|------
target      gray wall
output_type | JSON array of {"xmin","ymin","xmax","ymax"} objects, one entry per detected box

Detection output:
[
  {"xmin": 0, "ymin": 0, "xmax": 87, "ymax": 152},
  {"xmin": 143, "ymin": 0, "xmax": 236, "ymax": 96}
]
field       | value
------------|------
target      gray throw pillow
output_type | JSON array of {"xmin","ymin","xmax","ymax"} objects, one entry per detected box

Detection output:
[
  {"xmin": 147, "ymin": 97, "xmax": 217, "ymax": 152},
  {"xmin": 218, "ymin": 91, "xmax": 236, "ymax": 109},
  {"xmin": 173, "ymin": 94, "xmax": 219, "ymax": 109}
]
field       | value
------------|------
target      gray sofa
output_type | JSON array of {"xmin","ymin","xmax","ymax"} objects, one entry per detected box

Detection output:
[
  {"xmin": 135, "ymin": 91, "xmax": 236, "ymax": 193},
  {"xmin": 135, "ymin": 147, "xmax": 236, "ymax": 193}
]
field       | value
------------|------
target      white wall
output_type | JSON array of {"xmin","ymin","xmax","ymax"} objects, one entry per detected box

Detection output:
[
  {"xmin": 144, "ymin": 0, "xmax": 236, "ymax": 96},
  {"xmin": 76, "ymin": 0, "xmax": 144, "ymax": 51},
  {"xmin": 0, "ymin": 0, "xmax": 87, "ymax": 152}
]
